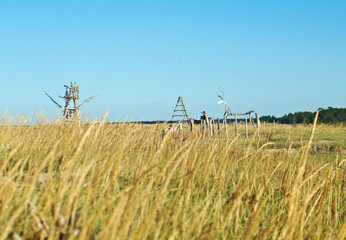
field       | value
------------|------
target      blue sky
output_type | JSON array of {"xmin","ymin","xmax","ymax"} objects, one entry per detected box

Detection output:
[{"xmin": 0, "ymin": 1, "xmax": 345, "ymax": 121}]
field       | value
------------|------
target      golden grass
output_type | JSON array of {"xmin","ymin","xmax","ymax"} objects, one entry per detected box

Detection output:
[{"xmin": 0, "ymin": 113, "xmax": 345, "ymax": 239}]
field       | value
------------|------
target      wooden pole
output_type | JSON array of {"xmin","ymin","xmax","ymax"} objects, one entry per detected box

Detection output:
[
  {"xmin": 256, "ymin": 113, "xmax": 260, "ymax": 137},
  {"xmin": 235, "ymin": 115, "xmax": 238, "ymax": 136},
  {"xmin": 217, "ymin": 118, "xmax": 220, "ymax": 136},
  {"xmin": 208, "ymin": 119, "xmax": 213, "ymax": 137},
  {"xmin": 204, "ymin": 119, "xmax": 207, "ymax": 138},
  {"xmin": 212, "ymin": 119, "xmax": 215, "ymax": 136},
  {"xmin": 256, "ymin": 113, "xmax": 260, "ymax": 127},
  {"xmin": 224, "ymin": 115, "xmax": 228, "ymax": 139},
  {"xmin": 210, "ymin": 119, "xmax": 214, "ymax": 137},
  {"xmin": 201, "ymin": 119, "xmax": 204, "ymax": 136},
  {"xmin": 245, "ymin": 116, "xmax": 248, "ymax": 138},
  {"xmin": 202, "ymin": 120, "xmax": 206, "ymax": 138},
  {"xmin": 204, "ymin": 112, "xmax": 210, "ymax": 138},
  {"xmin": 250, "ymin": 112, "xmax": 254, "ymax": 127}
]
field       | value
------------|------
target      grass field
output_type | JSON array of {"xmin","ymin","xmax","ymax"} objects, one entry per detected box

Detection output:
[{"xmin": 0, "ymin": 113, "xmax": 345, "ymax": 239}]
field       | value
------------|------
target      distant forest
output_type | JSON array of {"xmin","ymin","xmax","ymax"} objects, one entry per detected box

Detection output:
[{"xmin": 260, "ymin": 107, "xmax": 345, "ymax": 124}]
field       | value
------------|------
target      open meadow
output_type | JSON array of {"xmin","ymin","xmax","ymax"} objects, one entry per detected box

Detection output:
[{"xmin": 0, "ymin": 113, "xmax": 345, "ymax": 239}]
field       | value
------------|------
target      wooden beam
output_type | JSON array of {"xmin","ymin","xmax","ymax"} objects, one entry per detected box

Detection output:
[{"xmin": 229, "ymin": 111, "xmax": 254, "ymax": 116}]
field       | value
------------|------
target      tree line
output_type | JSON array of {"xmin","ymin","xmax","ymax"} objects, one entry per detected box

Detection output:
[{"xmin": 260, "ymin": 107, "xmax": 345, "ymax": 124}]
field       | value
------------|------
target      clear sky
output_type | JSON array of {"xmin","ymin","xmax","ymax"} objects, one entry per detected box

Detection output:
[{"xmin": 0, "ymin": 1, "xmax": 345, "ymax": 122}]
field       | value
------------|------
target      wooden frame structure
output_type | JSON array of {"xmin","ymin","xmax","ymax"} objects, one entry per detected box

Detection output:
[
  {"xmin": 217, "ymin": 90, "xmax": 259, "ymax": 138},
  {"xmin": 44, "ymin": 82, "xmax": 96, "ymax": 122}
]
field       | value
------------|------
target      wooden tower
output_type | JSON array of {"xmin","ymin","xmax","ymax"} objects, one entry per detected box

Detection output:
[
  {"xmin": 44, "ymin": 82, "xmax": 96, "ymax": 122},
  {"xmin": 170, "ymin": 96, "xmax": 189, "ymax": 125}
]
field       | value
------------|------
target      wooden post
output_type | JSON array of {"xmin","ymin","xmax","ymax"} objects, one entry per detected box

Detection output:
[
  {"xmin": 256, "ymin": 113, "xmax": 260, "ymax": 137},
  {"xmin": 245, "ymin": 116, "xmax": 248, "ymax": 138},
  {"xmin": 209, "ymin": 118, "xmax": 212, "ymax": 137},
  {"xmin": 273, "ymin": 120, "xmax": 275, "ymax": 128},
  {"xmin": 256, "ymin": 113, "xmax": 260, "ymax": 127},
  {"xmin": 202, "ymin": 120, "xmax": 206, "ymax": 138},
  {"xmin": 212, "ymin": 119, "xmax": 215, "ymax": 136},
  {"xmin": 190, "ymin": 119, "xmax": 194, "ymax": 132},
  {"xmin": 160, "ymin": 129, "xmax": 165, "ymax": 140},
  {"xmin": 224, "ymin": 115, "xmax": 228, "ymax": 139},
  {"xmin": 204, "ymin": 119, "xmax": 207, "ymax": 138},
  {"xmin": 210, "ymin": 119, "xmax": 214, "ymax": 137},
  {"xmin": 204, "ymin": 112, "xmax": 210, "ymax": 138},
  {"xmin": 250, "ymin": 112, "xmax": 254, "ymax": 127},
  {"xmin": 235, "ymin": 115, "xmax": 238, "ymax": 136},
  {"xmin": 217, "ymin": 118, "xmax": 220, "ymax": 136},
  {"xmin": 201, "ymin": 119, "xmax": 204, "ymax": 136}
]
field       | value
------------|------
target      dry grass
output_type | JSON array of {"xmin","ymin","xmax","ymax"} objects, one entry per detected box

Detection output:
[{"xmin": 0, "ymin": 113, "xmax": 345, "ymax": 239}]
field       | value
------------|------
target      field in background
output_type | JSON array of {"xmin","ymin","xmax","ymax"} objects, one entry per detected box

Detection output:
[{"xmin": 0, "ymin": 114, "xmax": 345, "ymax": 239}]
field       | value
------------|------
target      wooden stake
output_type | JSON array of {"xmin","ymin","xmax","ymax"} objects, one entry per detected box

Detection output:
[
  {"xmin": 224, "ymin": 115, "xmax": 228, "ymax": 139},
  {"xmin": 250, "ymin": 112, "xmax": 254, "ymax": 127},
  {"xmin": 201, "ymin": 120, "xmax": 205, "ymax": 137},
  {"xmin": 256, "ymin": 113, "xmax": 260, "ymax": 137},
  {"xmin": 235, "ymin": 115, "xmax": 238, "ymax": 136},
  {"xmin": 210, "ymin": 119, "xmax": 214, "ymax": 137},
  {"xmin": 245, "ymin": 116, "xmax": 248, "ymax": 138}
]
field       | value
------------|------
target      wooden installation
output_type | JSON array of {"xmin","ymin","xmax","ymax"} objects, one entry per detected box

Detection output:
[
  {"xmin": 217, "ymin": 90, "xmax": 259, "ymax": 138},
  {"xmin": 161, "ymin": 96, "xmax": 189, "ymax": 139},
  {"xmin": 170, "ymin": 96, "xmax": 189, "ymax": 126},
  {"xmin": 164, "ymin": 92, "xmax": 259, "ymax": 139},
  {"xmin": 44, "ymin": 82, "xmax": 96, "ymax": 122}
]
